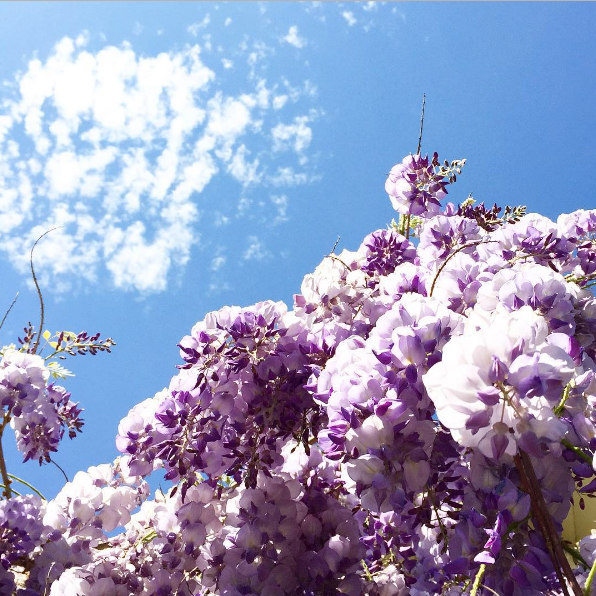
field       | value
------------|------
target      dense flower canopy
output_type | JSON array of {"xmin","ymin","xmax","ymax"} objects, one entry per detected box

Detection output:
[{"xmin": 2, "ymin": 151, "xmax": 596, "ymax": 595}]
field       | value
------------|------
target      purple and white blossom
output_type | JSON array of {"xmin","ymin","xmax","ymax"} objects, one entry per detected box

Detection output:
[
  {"xmin": 424, "ymin": 306, "xmax": 575, "ymax": 460},
  {"xmin": 0, "ymin": 349, "xmax": 84, "ymax": 466},
  {"xmin": 385, "ymin": 153, "xmax": 449, "ymax": 216}
]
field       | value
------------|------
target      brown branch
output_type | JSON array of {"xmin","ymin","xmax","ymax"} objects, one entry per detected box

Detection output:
[
  {"xmin": 417, "ymin": 93, "xmax": 426, "ymax": 155},
  {"xmin": 329, "ymin": 235, "xmax": 341, "ymax": 255},
  {"xmin": 0, "ymin": 292, "xmax": 18, "ymax": 336},
  {"xmin": 429, "ymin": 240, "xmax": 498, "ymax": 298},
  {"xmin": 514, "ymin": 450, "xmax": 581, "ymax": 596}
]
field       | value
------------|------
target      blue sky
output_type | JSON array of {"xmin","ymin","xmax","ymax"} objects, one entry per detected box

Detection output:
[{"xmin": 1, "ymin": 1, "xmax": 595, "ymax": 498}]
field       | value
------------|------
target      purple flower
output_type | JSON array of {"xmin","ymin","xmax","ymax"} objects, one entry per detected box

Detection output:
[
  {"xmin": 385, "ymin": 153, "xmax": 449, "ymax": 216},
  {"xmin": 360, "ymin": 229, "xmax": 416, "ymax": 279},
  {"xmin": 474, "ymin": 513, "xmax": 505, "ymax": 564}
]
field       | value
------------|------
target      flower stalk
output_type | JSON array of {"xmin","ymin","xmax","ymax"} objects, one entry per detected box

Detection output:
[{"xmin": 0, "ymin": 417, "xmax": 12, "ymax": 499}]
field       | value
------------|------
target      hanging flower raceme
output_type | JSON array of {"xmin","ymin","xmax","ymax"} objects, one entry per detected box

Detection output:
[
  {"xmin": 0, "ymin": 349, "xmax": 84, "ymax": 465},
  {"xmin": 116, "ymin": 300, "xmax": 323, "ymax": 494},
  {"xmin": 423, "ymin": 305, "xmax": 575, "ymax": 461},
  {"xmin": 360, "ymin": 228, "xmax": 417, "ymax": 280},
  {"xmin": 385, "ymin": 152, "xmax": 459, "ymax": 217},
  {"xmin": 0, "ymin": 494, "xmax": 54, "ymax": 595}
]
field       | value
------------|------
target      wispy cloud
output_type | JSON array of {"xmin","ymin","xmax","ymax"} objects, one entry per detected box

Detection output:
[
  {"xmin": 342, "ymin": 11, "xmax": 357, "ymax": 27},
  {"xmin": 362, "ymin": 1, "xmax": 383, "ymax": 12},
  {"xmin": 270, "ymin": 194, "xmax": 289, "ymax": 225},
  {"xmin": 283, "ymin": 26, "xmax": 307, "ymax": 49},
  {"xmin": 268, "ymin": 166, "xmax": 313, "ymax": 187},
  {"xmin": 272, "ymin": 95, "xmax": 288, "ymax": 110},
  {"xmin": 243, "ymin": 235, "xmax": 269, "ymax": 261},
  {"xmin": 211, "ymin": 254, "xmax": 227, "ymax": 272},
  {"xmin": 187, "ymin": 14, "xmax": 211, "ymax": 37},
  {"xmin": 301, "ymin": 2, "xmax": 393, "ymax": 32},
  {"xmin": 0, "ymin": 32, "xmax": 318, "ymax": 294},
  {"xmin": 392, "ymin": 6, "xmax": 407, "ymax": 22},
  {"xmin": 271, "ymin": 116, "xmax": 312, "ymax": 153}
]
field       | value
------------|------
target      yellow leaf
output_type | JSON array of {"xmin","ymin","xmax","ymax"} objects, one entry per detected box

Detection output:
[
  {"xmin": 564, "ymin": 484, "xmax": 596, "ymax": 544},
  {"xmin": 42, "ymin": 330, "xmax": 51, "ymax": 341}
]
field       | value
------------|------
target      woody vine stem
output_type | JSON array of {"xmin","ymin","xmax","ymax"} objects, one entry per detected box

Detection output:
[{"xmin": 514, "ymin": 450, "xmax": 582, "ymax": 596}]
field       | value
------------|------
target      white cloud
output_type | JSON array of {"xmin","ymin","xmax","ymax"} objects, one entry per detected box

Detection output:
[
  {"xmin": 211, "ymin": 254, "xmax": 226, "ymax": 271},
  {"xmin": 283, "ymin": 26, "xmax": 307, "ymax": 49},
  {"xmin": 202, "ymin": 34, "xmax": 213, "ymax": 53},
  {"xmin": 303, "ymin": 1, "xmax": 325, "ymax": 22},
  {"xmin": 392, "ymin": 6, "xmax": 407, "ymax": 21},
  {"xmin": 342, "ymin": 11, "xmax": 357, "ymax": 26},
  {"xmin": 224, "ymin": 17, "xmax": 232, "ymax": 27},
  {"xmin": 44, "ymin": 147, "xmax": 118, "ymax": 198},
  {"xmin": 362, "ymin": 1, "xmax": 383, "ymax": 11},
  {"xmin": 0, "ymin": 34, "xmax": 317, "ymax": 294},
  {"xmin": 241, "ymin": 40, "xmax": 275, "ymax": 80},
  {"xmin": 105, "ymin": 221, "xmax": 184, "ymax": 292},
  {"xmin": 75, "ymin": 31, "xmax": 90, "ymax": 47},
  {"xmin": 272, "ymin": 95, "xmax": 288, "ymax": 110},
  {"xmin": 268, "ymin": 166, "xmax": 311, "ymax": 187},
  {"xmin": 271, "ymin": 116, "xmax": 312, "ymax": 153},
  {"xmin": 270, "ymin": 194, "xmax": 288, "ymax": 225},
  {"xmin": 243, "ymin": 235, "xmax": 269, "ymax": 261},
  {"xmin": 208, "ymin": 279, "xmax": 231, "ymax": 294},
  {"xmin": 280, "ymin": 78, "xmax": 318, "ymax": 102},
  {"xmin": 133, "ymin": 22, "xmax": 143, "ymax": 36},
  {"xmin": 187, "ymin": 14, "xmax": 211, "ymax": 37},
  {"xmin": 227, "ymin": 144, "xmax": 261, "ymax": 186},
  {"xmin": 222, "ymin": 58, "xmax": 233, "ymax": 69},
  {"xmin": 213, "ymin": 212, "xmax": 230, "ymax": 226}
]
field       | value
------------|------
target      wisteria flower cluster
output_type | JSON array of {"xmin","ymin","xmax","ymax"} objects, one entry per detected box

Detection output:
[
  {"xmin": 3, "ymin": 150, "xmax": 596, "ymax": 596},
  {"xmin": 0, "ymin": 329, "xmax": 114, "ymax": 475},
  {"xmin": 0, "ymin": 349, "xmax": 64, "ymax": 465}
]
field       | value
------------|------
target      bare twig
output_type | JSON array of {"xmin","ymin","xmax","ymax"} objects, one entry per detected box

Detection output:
[
  {"xmin": 417, "ymin": 93, "xmax": 426, "ymax": 155},
  {"xmin": 429, "ymin": 240, "xmax": 498, "ymax": 298},
  {"xmin": 0, "ymin": 292, "xmax": 19, "ymax": 336},
  {"xmin": 329, "ymin": 235, "xmax": 341, "ymax": 255},
  {"xmin": 30, "ymin": 227, "xmax": 61, "ymax": 354},
  {"xmin": 49, "ymin": 458, "xmax": 69, "ymax": 483}
]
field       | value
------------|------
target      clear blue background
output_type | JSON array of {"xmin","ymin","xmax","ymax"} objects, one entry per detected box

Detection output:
[{"xmin": 0, "ymin": 1, "xmax": 594, "ymax": 498}]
